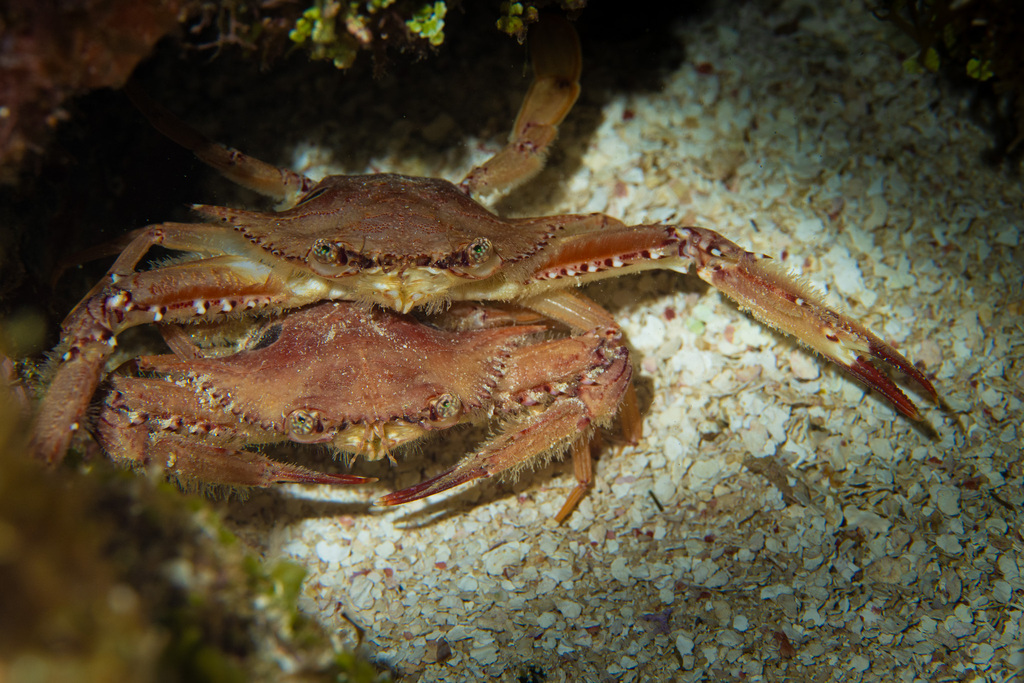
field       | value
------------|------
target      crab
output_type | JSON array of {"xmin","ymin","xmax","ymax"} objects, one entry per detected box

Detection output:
[
  {"xmin": 32, "ymin": 16, "xmax": 937, "ymax": 476},
  {"xmin": 97, "ymin": 301, "xmax": 636, "ymax": 521}
]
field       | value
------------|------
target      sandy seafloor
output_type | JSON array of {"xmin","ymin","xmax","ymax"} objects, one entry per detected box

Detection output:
[{"xmin": 22, "ymin": 0, "xmax": 1024, "ymax": 680}]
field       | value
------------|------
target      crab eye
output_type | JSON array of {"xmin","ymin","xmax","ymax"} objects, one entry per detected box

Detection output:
[
  {"xmin": 309, "ymin": 239, "xmax": 361, "ymax": 278},
  {"xmin": 286, "ymin": 409, "xmax": 331, "ymax": 443},
  {"xmin": 466, "ymin": 238, "xmax": 492, "ymax": 264},
  {"xmin": 311, "ymin": 240, "xmax": 342, "ymax": 264},
  {"xmin": 428, "ymin": 392, "xmax": 462, "ymax": 426},
  {"xmin": 446, "ymin": 237, "xmax": 500, "ymax": 279}
]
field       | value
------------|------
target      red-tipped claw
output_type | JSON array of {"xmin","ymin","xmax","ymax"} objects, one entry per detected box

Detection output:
[
  {"xmin": 263, "ymin": 461, "xmax": 376, "ymax": 487},
  {"xmin": 378, "ymin": 466, "xmax": 487, "ymax": 507},
  {"xmin": 679, "ymin": 226, "xmax": 938, "ymax": 420}
]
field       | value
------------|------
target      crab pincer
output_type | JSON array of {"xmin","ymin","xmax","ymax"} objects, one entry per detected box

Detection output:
[
  {"xmin": 516, "ymin": 222, "xmax": 938, "ymax": 420},
  {"xmin": 378, "ymin": 325, "xmax": 636, "ymax": 521}
]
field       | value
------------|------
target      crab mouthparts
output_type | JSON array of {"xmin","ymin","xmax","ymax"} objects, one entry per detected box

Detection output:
[{"xmin": 361, "ymin": 268, "xmax": 456, "ymax": 312}]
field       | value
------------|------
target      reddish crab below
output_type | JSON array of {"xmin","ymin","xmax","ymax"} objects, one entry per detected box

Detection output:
[
  {"xmin": 98, "ymin": 302, "xmax": 637, "ymax": 522},
  {"xmin": 29, "ymin": 16, "xmax": 937, "ymax": 518}
]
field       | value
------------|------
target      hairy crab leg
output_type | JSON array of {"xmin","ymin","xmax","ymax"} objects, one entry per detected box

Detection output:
[
  {"xmin": 523, "ymin": 289, "xmax": 645, "ymax": 445},
  {"xmin": 526, "ymin": 290, "xmax": 645, "ymax": 443},
  {"xmin": 30, "ymin": 351, "xmax": 104, "ymax": 464},
  {"xmin": 460, "ymin": 15, "xmax": 582, "ymax": 197},
  {"xmin": 97, "ymin": 409, "xmax": 372, "ymax": 487},
  {"xmin": 379, "ymin": 326, "xmax": 633, "ymax": 519},
  {"xmin": 124, "ymin": 80, "xmax": 315, "ymax": 207},
  {"xmin": 499, "ymin": 217, "xmax": 937, "ymax": 419},
  {"xmin": 97, "ymin": 376, "xmax": 373, "ymax": 487},
  {"xmin": 61, "ymin": 221, "xmax": 278, "ymax": 319},
  {"xmin": 32, "ymin": 254, "xmax": 298, "ymax": 464},
  {"xmin": 551, "ymin": 381, "xmax": 643, "ymax": 523}
]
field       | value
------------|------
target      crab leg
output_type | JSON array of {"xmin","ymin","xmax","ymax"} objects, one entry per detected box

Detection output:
[
  {"xmin": 379, "ymin": 399, "xmax": 591, "ymax": 509},
  {"xmin": 460, "ymin": 16, "xmax": 581, "ymax": 197},
  {"xmin": 681, "ymin": 227, "xmax": 937, "ymax": 419},
  {"xmin": 97, "ymin": 376, "xmax": 373, "ymax": 486},
  {"xmin": 124, "ymin": 80, "xmax": 314, "ymax": 207},
  {"xmin": 379, "ymin": 327, "xmax": 633, "ymax": 519},
  {"xmin": 124, "ymin": 15, "xmax": 581, "ymax": 205},
  {"xmin": 62, "ymin": 222, "xmax": 277, "ymax": 317},
  {"xmin": 97, "ymin": 408, "xmax": 371, "ymax": 487},
  {"xmin": 32, "ymin": 254, "xmax": 296, "ymax": 464},
  {"xmin": 426, "ymin": 302, "xmax": 552, "ymax": 331},
  {"xmin": 513, "ymin": 219, "xmax": 937, "ymax": 419},
  {"xmin": 618, "ymin": 382, "xmax": 643, "ymax": 445},
  {"xmin": 523, "ymin": 289, "xmax": 620, "ymax": 329},
  {"xmin": 522, "ymin": 289, "xmax": 645, "ymax": 448}
]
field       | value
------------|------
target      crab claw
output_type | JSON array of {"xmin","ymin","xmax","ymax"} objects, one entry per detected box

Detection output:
[
  {"xmin": 257, "ymin": 461, "xmax": 375, "ymax": 487},
  {"xmin": 379, "ymin": 333, "xmax": 633, "ymax": 517},
  {"xmin": 519, "ymin": 219, "xmax": 936, "ymax": 420},
  {"xmin": 377, "ymin": 463, "xmax": 485, "ymax": 507},
  {"xmin": 680, "ymin": 226, "xmax": 938, "ymax": 420},
  {"xmin": 378, "ymin": 399, "xmax": 590, "ymax": 509}
]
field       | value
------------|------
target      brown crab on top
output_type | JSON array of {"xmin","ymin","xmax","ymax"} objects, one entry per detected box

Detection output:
[{"xmin": 32, "ymin": 17, "xmax": 937, "ymax": 508}]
